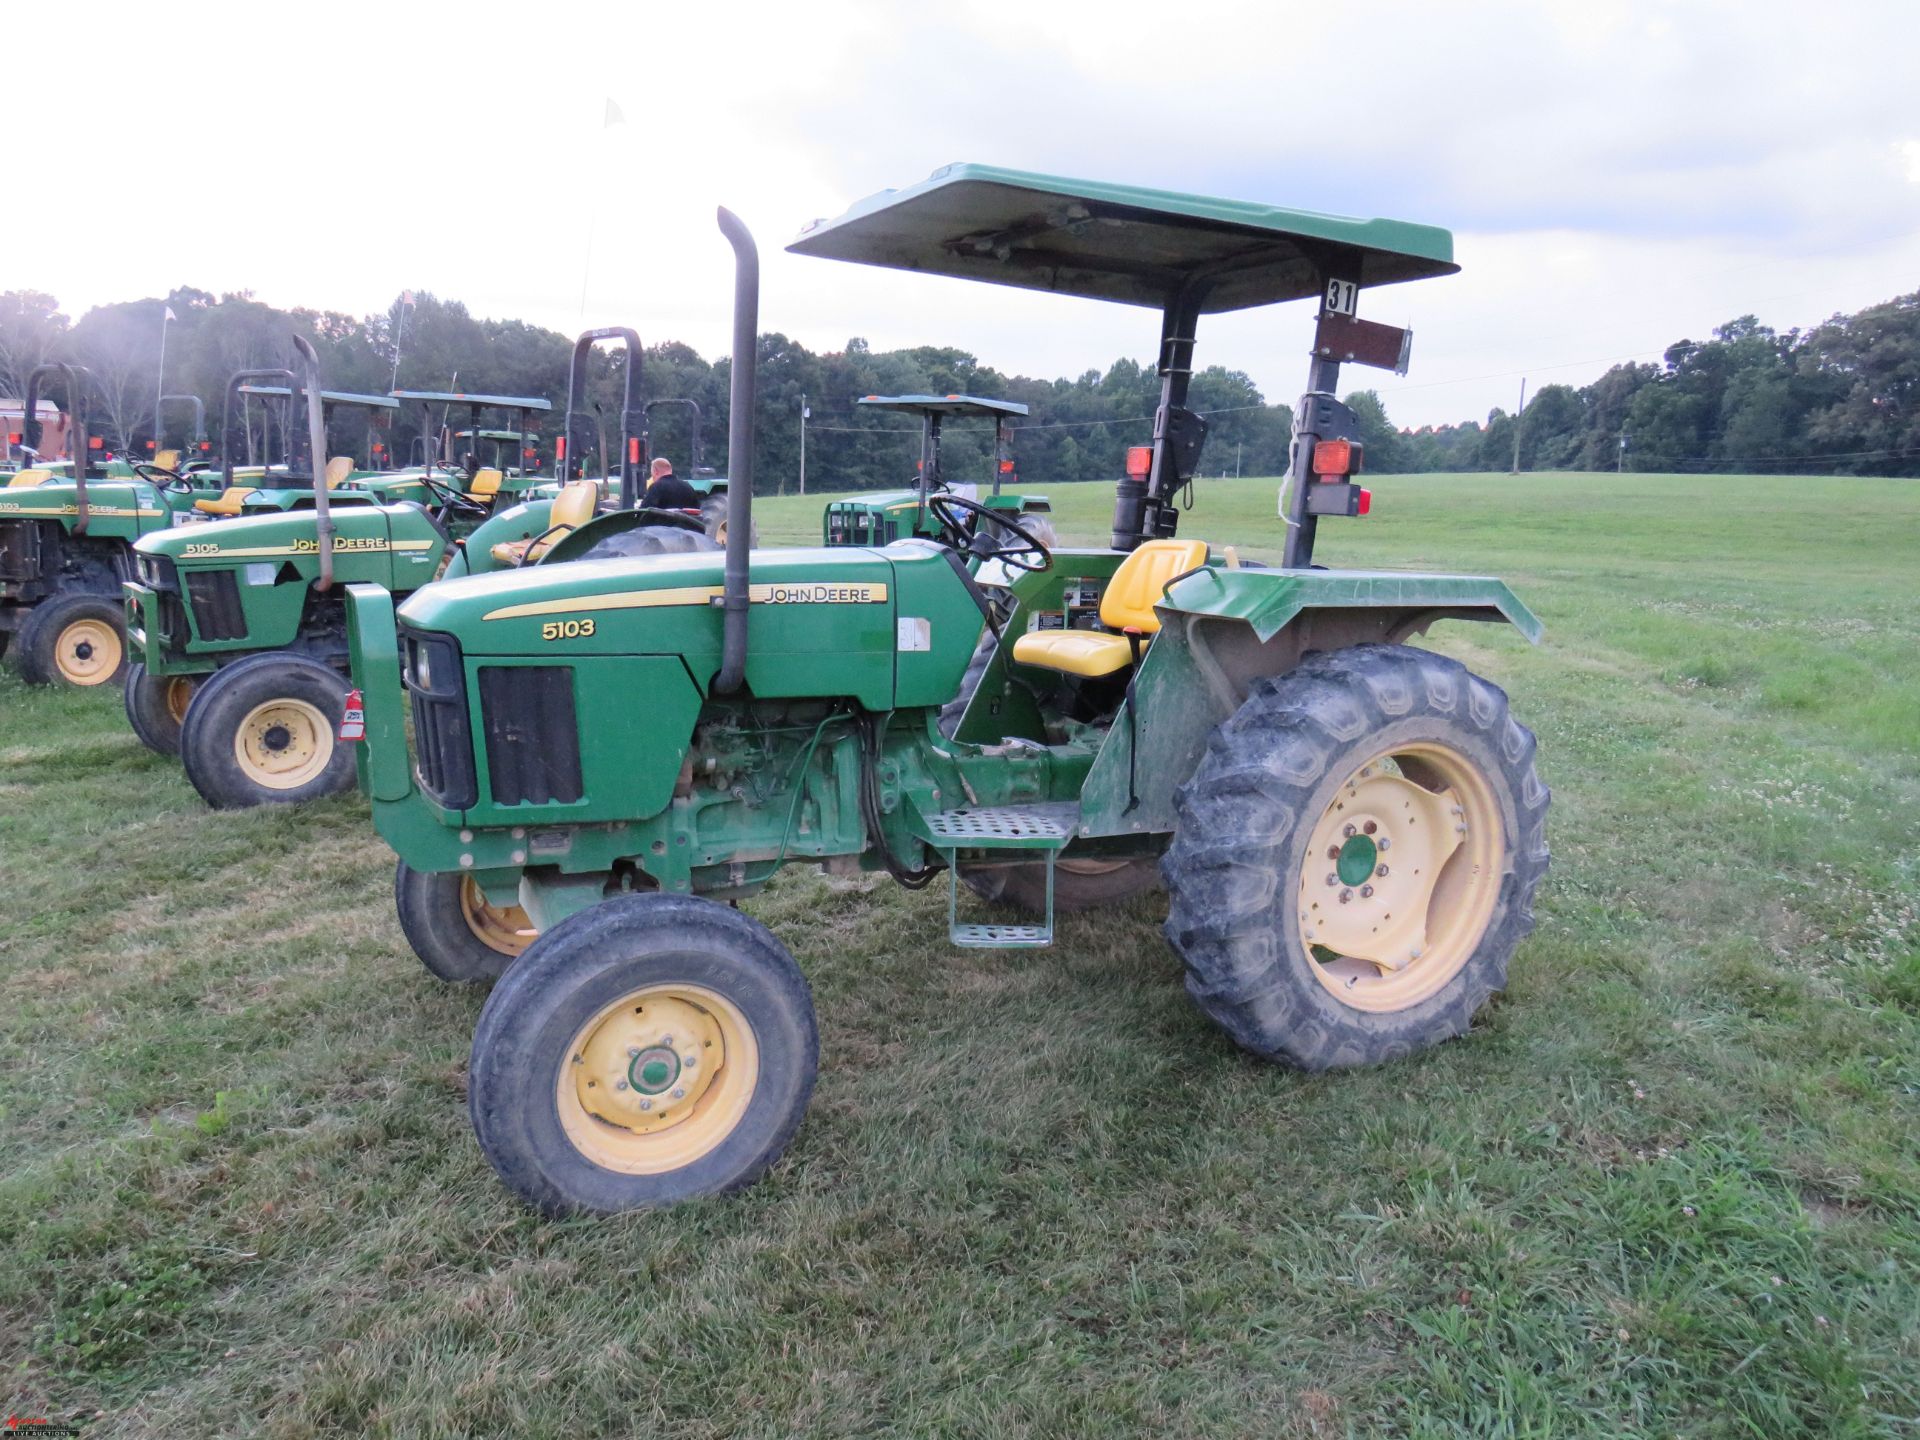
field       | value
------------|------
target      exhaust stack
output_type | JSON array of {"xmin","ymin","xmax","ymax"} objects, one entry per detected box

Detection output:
[
  {"xmin": 714, "ymin": 206, "xmax": 758, "ymax": 696},
  {"xmin": 292, "ymin": 337, "xmax": 334, "ymax": 591}
]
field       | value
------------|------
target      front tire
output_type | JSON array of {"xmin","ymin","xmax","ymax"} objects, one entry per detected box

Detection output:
[
  {"xmin": 124, "ymin": 663, "xmax": 201, "ymax": 756},
  {"xmin": 178, "ymin": 652, "xmax": 356, "ymax": 809},
  {"xmin": 12, "ymin": 592, "xmax": 127, "ymax": 688},
  {"xmin": 469, "ymin": 894, "xmax": 818, "ymax": 1215},
  {"xmin": 1162, "ymin": 644, "xmax": 1549, "ymax": 1071},
  {"xmin": 394, "ymin": 861, "xmax": 536, "ymax": 984}
]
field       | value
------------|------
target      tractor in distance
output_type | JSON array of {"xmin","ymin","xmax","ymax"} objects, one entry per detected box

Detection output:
[
  {"xmin": 341, "ymin": 171, "xmax": 1550, "ymax": 1217},
  {"xmin": 1, "ymin": 364, "xmax": 237, "ymax": 686},
  {"xmin": 821, "ymin": 392, "xmax": 1053, "ymax": 550},
  {"xmin": 388, "ymin": 390, "xmax": 554, "ymax": 521},
  {"xmin": 122, "ymin": 328, "xmax": 660, "ymax": 801}
]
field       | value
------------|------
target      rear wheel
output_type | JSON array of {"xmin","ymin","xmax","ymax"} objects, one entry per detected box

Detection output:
[
  {"xmin": 700, "ymin": 493, "xmax": 758, "ymax": 547},
  {"xmin": 179, "ymin": 652, "xmax": 356, "ymax": 809},
  {"xmin": 469, "ymin": 894, "xmax": 818, "ymax": 1215},
  {"xmin": 937, "ymin": 629, "xmax": 999, "ymax": 739},
  {"xmin": 394, "ymin": 861, "xmax": 536, "ymax": 985},
  {"xmin": 1161, "ymin": 644, "xmax": 1549, "ymax": 1070},
  {"xmin": 124, "ymin": 663, "xmax": 201, "ymax": 756},
  {"xmin": 961, "ymin": 856, "xmax": 1161, "ymax": 914},
  {"xmin": 13, "ymin": 592, "xmax": 127, "ymax": 688}
]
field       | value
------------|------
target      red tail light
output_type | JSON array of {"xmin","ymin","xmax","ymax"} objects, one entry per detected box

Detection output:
[
  {"xmin": 1357, "ymin": 487, "xmax": 1373, "ymax": 516},
  {"xmin": 6, "ymin": 432, "xmax": 20, "ymax": 444},
  {"xmin": 1125, "ymin": 445, "xmax": 1152, "ymax": 478},
  {"xmin": 1312, "ymin": 439, "xmax": 1354, "ymax": 477},
  {"xmin": 998, "ymin": 459, "xmax": 1015, "ymax": 474},
  {"xmin": 145, "ymin": 439, "xmax": 156, "ymax": 451},
  {"xmin": 555, "ymin": 437, "xmax": 567, "ymax": 461},
  {"xmin": 89, "ymin": 436, "xmax": 105, "ymax": 450},
  {"xmin": 628, "ymin": 437, "xmax": 640, "ymax": 464}
]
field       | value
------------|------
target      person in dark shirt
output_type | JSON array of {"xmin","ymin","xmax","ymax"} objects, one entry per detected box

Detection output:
[{"xmin": 642, "ymin": 456, "xmax": 701, "ymax": 510}]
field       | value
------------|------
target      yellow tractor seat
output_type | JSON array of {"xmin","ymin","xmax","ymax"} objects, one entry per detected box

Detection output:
[
  {"xmin": 467, "ymin": 467, "xmax": 504, "ymax": 501},
  {"xmin": 323, "ymin": 456, "xmax": 353, "ymax": 489},
  {"xmin": 152, "ymin": 449, "xmax": 181, "ymax": 471},
  {"xmin": 490, "ymin": 480, "xmax": 598, "ymax": 566},
  {"xmin": 194, "ymin": 486, "xmax": 261, "ymax": 516},
  {"xmin": 7, "ymin": 469, "xmax": 52, "ymax": 488},
  {"xmin": 1012, "ymin": 537, "xmax": 1209, "ymax": 678}
]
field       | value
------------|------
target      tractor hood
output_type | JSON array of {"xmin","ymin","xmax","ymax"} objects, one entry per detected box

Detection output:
[
  {"xmin": 136, "ymin": 502, "xmax": 438, "ymax": 566},
  {"xmin": 0, "ymin": 478, "xmax": 167, "ymax": 522}
]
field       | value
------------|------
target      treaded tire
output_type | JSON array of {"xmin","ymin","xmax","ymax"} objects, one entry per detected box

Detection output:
[
  {"xmin": 1161, "ymin": 644, "xmax": 1549, "ymax": 1070},
  {"xmin": 469, "ymin": 893, "xmax": 818, "ymax": 1215},
  {"xmin": 699, "ymin": 493, "xmax": 758, "ymax": 546},
  {"xmin": 12, "ymin": 591, "xmax": 127, "ymax": 688},
  {"xmin": 124, "ymin": 663, "xmax": 200, "ymax": 756},
  {"xmin": 178, "ymin": 651, "xmax": 356, "ymax": 809},
  {"xmin": 576, "ymin": 526, "xmax": 722, "ymax": 562},
  {"xmin": 962, "ymin": 857, "xmax": 1162, "ymax": 914},
  {"xmin": 395, "ymin": 860, "xmax": 531, "ymax": 985}
]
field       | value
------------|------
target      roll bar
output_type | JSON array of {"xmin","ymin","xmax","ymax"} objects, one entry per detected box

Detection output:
[
  {"xmin": 220, "ymin": 368, "xmax": 296, "ymax": 475},
  {"xmin": 644, "ymin": 397, "xmax": 703, "ymax": 476},
  {"xmin": 158, "ymin": 394, "xmax": 207, "ymax": 453},
  {"xmin": 292, "ymin": 338, "xmax": 335, "ymax": 591},
  {"xmin": 560, "ymin": 327, "xmax": 644, "ymax": 504},
  {"xmin": 24, "ymin": 364, "xmax": 92, "ymax": 533},
  {"xmin": 714, "ymin": 207, "xmax": 758, "ymax": 697}
]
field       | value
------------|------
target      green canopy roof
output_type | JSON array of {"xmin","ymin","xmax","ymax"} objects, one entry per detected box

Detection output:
[
  {"xmin": 789, "ymin": 163, "xmax": 1458, "ymax": 312},
  {"xmin": 856, "ymin": 393, "xmax": 1029, "ymax": 419},
  {"xmin": 237, "ymin": 385, "xmax": 399, "ymax": 412},
  {"xmin": 455, "ymin": 429, "xmax": 541, "ymax": 442},
  {"xmin": 390, "ymin": 390, "xmax": 552, "ymax": 411}
]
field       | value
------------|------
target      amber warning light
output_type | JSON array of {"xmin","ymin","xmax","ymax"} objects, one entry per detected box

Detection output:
[{"xmin": 1125, "ymin": 445, "xmax": 1153, "ymax": 478}]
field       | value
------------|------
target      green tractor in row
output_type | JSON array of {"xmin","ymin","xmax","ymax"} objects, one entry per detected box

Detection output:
[
  {"xmin": 341, "ymin": 167, "xmax": 1551, "ymax": 1217},
  {"xmin": 821, "ymin": 392, "xmax": 1053, "ymax": 549},
  {"xmin": 122, "ymin": 328, "xmax": 675, "ymax": 806}
]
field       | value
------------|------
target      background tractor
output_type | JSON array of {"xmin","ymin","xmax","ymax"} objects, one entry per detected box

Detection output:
[
  {"xmin": 342, "ymin": 172, "xmax": 1550, "ymax": 1218},
  {"xmin": 389, "ymin": 390, "xmax": 555, "ymax": 521},
  {"xmin": 821, "ymin": 393, "xmax": 1053, "ymax": 550}
]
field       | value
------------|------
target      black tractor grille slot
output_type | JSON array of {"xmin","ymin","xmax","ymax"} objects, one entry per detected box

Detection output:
[
  {"xmin": 404, "ymin": 630, "xmax": 477, "ymax": 810},
  {"xmin": 0, "ymin": 521, "xmax": 42, "ymax": 582},
  {"xmin": 184, "ymin": 569, "xmax": 247, "ymax": 641},
  {"xmin": 479, "ymin": 666, "xmax": 582, "ymax": 806}
]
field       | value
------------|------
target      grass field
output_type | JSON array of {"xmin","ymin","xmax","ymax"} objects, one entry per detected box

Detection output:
[{"xmin": 3, "ymin": 471, "xmax": 1917, "ymax": 1437}]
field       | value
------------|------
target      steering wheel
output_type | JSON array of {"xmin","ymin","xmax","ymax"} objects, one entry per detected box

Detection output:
[
  {"xmin": 131, "ymin": 462, "xmax": 195, "ymax": 495},
  {"xmin": 926, "ymin": 493, "xmax": 1052, "ymax": 572},
  {"xmin": 417, "ymin": 468, "xmax": 491, "ymax": 520}
]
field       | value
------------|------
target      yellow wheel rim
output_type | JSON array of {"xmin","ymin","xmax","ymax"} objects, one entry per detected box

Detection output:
[
  {"xmin": 163, "ymin": 677, "xmax": 198, "ymax": 725},
  {"xmin": 556, "ymin": 984, "xmax": 758, "ymax": 1175},
  {"xmin": 1298, "ymin": 742, "xmax": 1505, "ymax": 1013},
  {"xmin": 232, "ymin": 698, "xmax": 333, "ymax": 790},
  {"xmin": 54, "ymin": 618, "xmax": 122, "ymax": 685},
  {"xmin": 459, "ymin": 876, "xmax": 536, "ymax": 958}
]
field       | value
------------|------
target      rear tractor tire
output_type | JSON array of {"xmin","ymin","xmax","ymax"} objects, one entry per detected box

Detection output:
[
  {"xmin": 395, "ymin": 861, "xmax": 537, "ymax": 985},
  {"xmin": 178, "ymin": 652, "xmax": 357, "ymax": 809},
  {"xmin": 1161, "ymin": 644, "xmax": 1549, "ymax": 1071},
  {"xmin": 700, "ymin": 493, "xmax": 758, "ymax": 547},
  {"xmin": 961, "ymin": 856, "xmax": 1161, "ymax": 914},
  {"xmin": 124, "ymin": 663, "xmax": 202, "ymax": 756},
  {"xmin": 12, "ymin": 592, "xmax": 127, "ymax": 688},
  {"xmin": 468, "ymin": 893, "xmax": 818, "ymax": 1215}
]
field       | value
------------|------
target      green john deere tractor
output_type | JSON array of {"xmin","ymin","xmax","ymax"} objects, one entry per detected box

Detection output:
[
  {"xmin": 388, "ymin": 390, "xmax": 556, "ymax": 521},
  {"xmin": 0, "ymin": 364, "xmax": 236, "ymax": 687},
  {"xmin": 342, "ymin": 170, "xmax": 1551, "ymax": 1216},
  {"xmin": 821, "ymin": 393, "xmax": 1053, "ymax": 549}
]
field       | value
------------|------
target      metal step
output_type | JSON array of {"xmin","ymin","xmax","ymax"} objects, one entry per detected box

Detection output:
[
  {"xmin": 951, "ymin": 921, "xmax": 1053, "ymax": 949},
  {"xmin": 914, "ymin": 801, "xmax": 1078, "ymax": 851}
]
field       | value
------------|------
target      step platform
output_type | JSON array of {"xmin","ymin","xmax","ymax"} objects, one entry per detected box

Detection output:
[{"xmin": 911, "ymin": 803, "xmax": 1079, "ymax": 949}]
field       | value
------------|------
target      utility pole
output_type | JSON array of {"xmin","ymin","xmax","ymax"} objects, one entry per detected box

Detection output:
[
  {"xmin": 1617, "ymin": 429, "xmax": 1629, "ymax": 474},
  {"xmin": 1235, "ymin": 441, "xmax": 1242, "ymax": 479},
  {"xmin": 798, "ymin": 393, "xmax": 809, "ymax": 496},
  {"xmin": 1510, "ymin": 377, "xmax": 1526, "ymax": 475}
]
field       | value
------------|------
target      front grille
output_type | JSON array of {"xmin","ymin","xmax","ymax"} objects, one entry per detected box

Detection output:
[
  {"xmin": 184, "ymin": 569, "xmax": 247, "ymax": 641},
  {"xmin": 404, "ymin": 629, "xmax": 477, "ymax": 810},
  {"xmin": 479, "ymin": 665, "xmax": 582, "ymax": 806},
  {"xmin": 0, "ymin": 521, "xmax": 42, "ymax": 582}
]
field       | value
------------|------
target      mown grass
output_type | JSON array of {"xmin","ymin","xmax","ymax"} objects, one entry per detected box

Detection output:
[{"xmin": 2, "ymin": 471, "xmax": 1916, "ymax": 1438}]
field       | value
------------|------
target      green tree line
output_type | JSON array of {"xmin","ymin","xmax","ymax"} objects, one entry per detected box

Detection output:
[{"xmin": 4, "ymin": 285, "xmax": 1916, "ymax": 484}]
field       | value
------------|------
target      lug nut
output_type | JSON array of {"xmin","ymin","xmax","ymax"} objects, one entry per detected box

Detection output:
[
  {"xmin": 615, "ymin": 1080, "xmax": 629, "ymax": 1091},
  {"xmin": 684, "ymin": 1055, "xmax": 697, "ymax": 1067},
  {"xmin": 628, "ymin": 1046, "xmax": 640, "ymax": 1057},
  {"xmin": 1327, "ymin": 845, "xmax": 1341, "ymax": 861},
  {"xmin": 1376, "ymin": 864, "xmax": 1389, "ymax": 877},
  {"xmin": 1378, "ymin": 836, "xmax": 1391, "ymax": 851},
  {"xmin": 1342, "ymin": 823, "xmax": 1357, "ymax": 838},
  {"xmin": 1338, "ymin": 889, "xmax": 1352, "ymax": 904},
  {"xmin": 671, "ymin": 1087, "xmax": 685, "ymax": 1099},
  {"xmin": 1363, "ymin": 820, "xmax": 1377, "ymax": 835},
  {"xmin": 1360, "ymin": 885, "xmax": 1374, "ymax": 898},
  {"xmin": 639, "ymin": 1099, "xmax": 653, "ymax": 1111},
  {"xmin": 1326, "ymin": 873, "xmax": 1339, "ymax": 886},
  {"xmin": 661, "ymin": 1035, "xmax": 674, "ymax": 1045}
]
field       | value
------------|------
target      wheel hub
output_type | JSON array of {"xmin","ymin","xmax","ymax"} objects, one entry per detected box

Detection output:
[
  {"xmin": 263, "ymin": 724, "xmax": 292, "ymax": 753},
  {"xmin": 574, "ymin": 995, "xmax": 722, "ymax": 1134},
  {"xmin": 1335, "ymin": 833, "xmax": 1378, "ymax": 887},
  {"xmin": 1301, "ymin": 766, "xmax": 1463, "ymax": 972}
]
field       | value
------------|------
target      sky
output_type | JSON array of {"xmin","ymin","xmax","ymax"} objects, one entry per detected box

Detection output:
[{"xmin": 14, "ymin": 0, "xmax": 1920, "ymax": 429}]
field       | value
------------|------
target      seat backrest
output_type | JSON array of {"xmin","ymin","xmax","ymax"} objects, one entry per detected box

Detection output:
[
  {"xmin": 1100, "ymin": 538, "xmax": 1210, "ymax": 635},
  {"xmin": 194, "ymin": 485, "xmax": 259, "ymax": 515},
  {"xmin": 153, "ymin": 449, "xmax": 181, "ymax": 471},
  {"xmin": 468, "ymin": 467, "xmax": 504, "ymax": 499},
  {"xmin": 549, "ymin": 479, "xmax": 598, "ymax": 530},
  {"xmin": 8, "ymin": 469, "xmax": 52, "ymax": 488},
  {"xmin": 323, "ymin": 456, "xmax": 354, "ymax": 489}
]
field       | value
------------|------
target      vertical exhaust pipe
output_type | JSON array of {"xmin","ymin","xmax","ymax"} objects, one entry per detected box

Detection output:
[
  {"xmin": 714, "ymin": 206, "xmax": 758, "ymax": 697},
  {"xmin": 561, "ymin": 327, "xmax": 644, "ymax": 503},
  {"xmin": 292, "ymin": 337, "xmax": 334, "ymax": 591}
]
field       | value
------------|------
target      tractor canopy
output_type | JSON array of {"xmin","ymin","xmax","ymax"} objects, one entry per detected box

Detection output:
[
  {"xmin": 855, "ymin": 394, "xmax": 1029, "ymax": 419},
  {"xmin": 388, "ymin": 393, "xmax": 553, "ymax": 414},
  {"xmin": 788, "ymin": 163, "xmax": 1457, "ymax": 312},
  {"xmin": 239, "ymin": 385, "xmax": 401, "ymax": 414}
]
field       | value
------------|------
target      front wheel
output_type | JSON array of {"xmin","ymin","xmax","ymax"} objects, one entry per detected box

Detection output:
[
  {"xmin": 12, "ymin": 592, "xmax": 127, "ymax": 688},
  {"xmin": 178, "ymin": 652, "xmax": 357, "ymax": 809},
  {"xmin": 394, "ymin": 861, "xmax": 536, "ymax": 984},
  {"xmin": 124, "ymin": 663, "xmax": 201, "ymax": 756},
  {"xmin": 1162, "ymin": 644, "xmax": 1549, "ymax": 1071},
  {"xmin": 469, "ymin": 894, "xmax": 818, "ymax": 1215}
]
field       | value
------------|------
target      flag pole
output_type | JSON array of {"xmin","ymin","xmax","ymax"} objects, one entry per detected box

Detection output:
[{"xmin": 154, "ymin": 304, "xmax": 173, "ymax": 454}]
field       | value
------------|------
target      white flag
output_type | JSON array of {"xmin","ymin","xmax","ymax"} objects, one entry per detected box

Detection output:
[
  {"xmin": 604, "ymin": 98, "xmax": 626, "ymax": 128},
  {"xmin": 163, "ymin": 305, "xmax": 177, "ymax": 322},
  {"xmin": 400, "ymin": 290, "xmax": 416, "ymax": 308}
]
